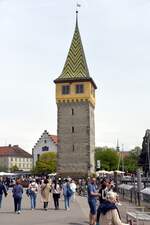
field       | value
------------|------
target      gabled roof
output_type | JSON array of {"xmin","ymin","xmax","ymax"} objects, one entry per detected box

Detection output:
[
  {"xmin": 33, "ymin": 130, "xmax": 58, "ymax": 150},
  {"xmin": 0, "ymin": 145, "xmax": 32, "ymax": 158}
]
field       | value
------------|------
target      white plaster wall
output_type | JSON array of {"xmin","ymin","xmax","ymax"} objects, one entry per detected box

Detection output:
[{"xmin": 33, "ymin": 132, "xmax": 57, "ymax": 166}]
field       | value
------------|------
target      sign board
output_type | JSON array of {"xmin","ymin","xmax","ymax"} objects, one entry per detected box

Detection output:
[{"xmin": 97, "ymin": 160, "xmax": 101, "ymax": 169}]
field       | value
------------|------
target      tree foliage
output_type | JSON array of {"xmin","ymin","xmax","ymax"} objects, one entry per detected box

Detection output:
[
  {"xmin": 33, "ymin": 152, "xmax": 57, "ymax": 175},
  {"xmin": 124, "ymin": 146, "xmax": 141, "ymax": 173},
  {"xmin": 10, "ymin": 165, "xmax": 19, "ymax": 172},
  {"xmin": 95, "ymin": 147, "xmax": 119, "ymax": 171}
]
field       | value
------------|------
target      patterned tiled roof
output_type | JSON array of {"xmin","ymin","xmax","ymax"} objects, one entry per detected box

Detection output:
[
  {"xmin": 0, "ymin": 145, "xmax": 32, "ymax": 158},
  {"xmin": 55, "ymin": 14, "xmax": 90, "ymax": 81}
]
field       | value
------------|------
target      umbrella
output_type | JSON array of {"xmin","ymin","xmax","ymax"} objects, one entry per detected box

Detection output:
[
  {"xmin": 0, "ymin": 172, "xmax": 16, "ymax": 176},
  {"xmin": 114, "ymin": 170, "xmax": 125, "ymax": 174}
]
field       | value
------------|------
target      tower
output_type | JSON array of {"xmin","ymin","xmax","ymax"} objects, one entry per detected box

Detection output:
[{"xmin": 54, "ymin": 11, "xmax": 97, "ymax": 177}]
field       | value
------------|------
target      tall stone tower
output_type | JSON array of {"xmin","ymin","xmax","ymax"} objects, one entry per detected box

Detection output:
[{"xmin": 54, "ymin": 11, "xmax": 97, "ymax": 177}]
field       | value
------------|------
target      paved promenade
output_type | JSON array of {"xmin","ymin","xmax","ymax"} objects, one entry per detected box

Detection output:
[
  {"xmin": 0, "ymin": 189, "xmax": 149, "ymax": 225},
  {"xmin": 0, "ymin": 189, "xmax": 89, "ymax": 225}
]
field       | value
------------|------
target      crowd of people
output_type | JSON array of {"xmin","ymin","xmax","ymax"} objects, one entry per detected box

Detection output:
[
  {"xmin": 0, "ymin": 176, "xmax": 77, "ymax": 213},
  {"xmin": 87, "ymin": 177, "xmax": 129, "ymax": 225},
  {"xmin": 0, "ymin": 175, "xmax": 129, "ymax": 225}
]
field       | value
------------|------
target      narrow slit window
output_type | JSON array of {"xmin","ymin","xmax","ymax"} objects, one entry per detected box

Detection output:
[
  {"xmin": 73, "ymin": 145, "xmax": 75, "ymax": 152},
  {"xmin": 72, "ymin": 108, "xmax": 74, "ymax": 115},
  {"xmin": 72, "ymin": 127, "xmax": 75, "ymax": 133}
]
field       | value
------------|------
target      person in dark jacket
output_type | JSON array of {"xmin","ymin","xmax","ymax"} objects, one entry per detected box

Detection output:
[
  {"xmin": 0, "ymin": 177, "xmax": 8, "ymax": 208},
  {"xmin": 12, "ymin": 178, "xmax": 23, "ymax": 214},
  {"xmin": 99, "ymin": 191, "xmax": 129, "ymax": 225}
]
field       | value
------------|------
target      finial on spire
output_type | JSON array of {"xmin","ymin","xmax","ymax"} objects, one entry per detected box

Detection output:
[{"xmin": 76, "ymin": 2, "xmax": 81, "ymax": 24}]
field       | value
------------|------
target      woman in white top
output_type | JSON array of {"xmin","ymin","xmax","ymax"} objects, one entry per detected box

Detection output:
[{"xmin": 51, "ymin": 180, "xmax": 61, "ymax": 210}]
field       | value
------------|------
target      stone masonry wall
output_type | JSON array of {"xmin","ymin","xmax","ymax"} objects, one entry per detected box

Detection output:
[{"xmin": 57, "ymin": 101, "xmax": 95, "ymax": 177}]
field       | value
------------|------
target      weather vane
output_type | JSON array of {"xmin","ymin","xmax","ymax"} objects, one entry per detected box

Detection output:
[{"xmin": 76, "ymin": 2, "xmax": 81, "ymax": 13}]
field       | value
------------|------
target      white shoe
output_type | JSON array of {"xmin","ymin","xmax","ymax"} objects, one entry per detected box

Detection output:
[{"xmin": 17, "ymin": 210, "xmax": 21, "ymax": 214}]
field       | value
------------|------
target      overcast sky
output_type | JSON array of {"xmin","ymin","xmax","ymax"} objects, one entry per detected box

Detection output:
[{"xmin": 0, "ymin": 0, "xmax": 150, "ymax": 153}]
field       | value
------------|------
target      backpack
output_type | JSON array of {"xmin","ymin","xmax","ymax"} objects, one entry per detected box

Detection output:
[{"xmin": 66, "ymin": 184, "xmax": 73, "ymax": 197}]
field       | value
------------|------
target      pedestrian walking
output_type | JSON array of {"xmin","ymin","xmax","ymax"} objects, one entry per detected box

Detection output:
[
  {"xmin": 0, "ymin": 177, "xmax": 8, "ymax": 208},
  {"xmin": 28, "ymin": 179, "xmax": 38, "ymax": 210},
  {"xmin": 41, "ymin": 178, "xmax": 51, "ymax": 210},
  {"xmin": 70, "ymin": 180, "xmax": 76, "ymax": 201},
  {"xmin": 96, "ymin": 178, "xmax": 109, "ymax": 225},
  {"xmin": 51, "ymin": 180, "xmax": 61, "ymax": 210},
  {"xmin": 63, "ymin": 179, "xmax": 73, "ymax": 210},
  {"xmin": 12, "ymin": 178, "xmax": 23, "ymax": 214},
  {"xmin": 87, "ymin": 177, "xmax": 100, "ymax": 225}
]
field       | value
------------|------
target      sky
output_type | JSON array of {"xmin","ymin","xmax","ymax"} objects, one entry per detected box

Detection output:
[{"xmin": 0, "ymin": 0, "xmax": 150, "ymax": 153}]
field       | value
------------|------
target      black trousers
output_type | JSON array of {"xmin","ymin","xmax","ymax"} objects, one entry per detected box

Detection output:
[
  {"xmin": 14, "ymin": 197, "xmax": 22, "ymax": 212},
  {"xmin": 53, "ymin": 193, "xmax": 60, "ymax": 209}
]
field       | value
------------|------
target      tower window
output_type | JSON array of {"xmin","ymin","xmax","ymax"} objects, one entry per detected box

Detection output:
[
  {"xmin": 73, "ymin": 145, "xmax": 75, "ymax": 152},
  {"xmin": 72, "ymin": 127, "xmax": 75, "ymax": 133},
  {"xmin": 76, "ymin": 84, "xmax": 84, "ymax": 94},
  {"xmin": 62, "ymin": 85, "xmax": 70, "ymax": 95},
  {"xmin": 72, "ymin": 108, "xmax": 74, "ymax": 115}
]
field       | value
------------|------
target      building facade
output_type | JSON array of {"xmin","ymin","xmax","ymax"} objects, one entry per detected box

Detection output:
[
  {"xmin": 32, "ymin": 130, "xmax": 57, "ymax": 166},
  {"xmin": 0, "ymin": 145, "xmax": 32, "ymax": 172},
  {"xmin": 54, "ymin": 12, "xmax": 97, "ymax": 177}
]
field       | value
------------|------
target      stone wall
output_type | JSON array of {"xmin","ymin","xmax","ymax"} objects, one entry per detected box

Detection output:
[{"xmin": 57, "ymin": 101, "xmax": 95, "ymax": 177}]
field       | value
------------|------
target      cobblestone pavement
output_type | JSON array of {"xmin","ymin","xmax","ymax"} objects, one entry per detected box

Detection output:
[{"xmin": 0, "ymin": 189, "xmax": 150, "ymax": 225}]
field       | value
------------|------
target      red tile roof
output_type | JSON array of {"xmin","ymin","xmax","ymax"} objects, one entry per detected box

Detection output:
[
  {"xmin": 49, "ymin": 135, "xmax": 58, "ymax": 145},
  {"xmin": 0, "ymin": 145, "xmax": 32, "ymax": 158}
]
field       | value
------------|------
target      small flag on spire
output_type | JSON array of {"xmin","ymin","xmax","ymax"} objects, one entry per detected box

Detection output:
[{"xmin": 77, "ymin": 3, "xmax": 81, "ymax": 7}]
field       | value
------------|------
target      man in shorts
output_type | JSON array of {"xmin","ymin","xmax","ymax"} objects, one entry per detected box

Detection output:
[{"xmin": 87, "ymin": 177, "xmax": 100, "ymax": 225}]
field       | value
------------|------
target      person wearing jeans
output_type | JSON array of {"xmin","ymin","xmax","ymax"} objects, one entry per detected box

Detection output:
[
  {"xmin": 28, "ymin": 179, "xmax": 38, "ymax": 209},
  {"xmin": 30, "ymin": 191, "xmax": 37, "ymax": 209},
  {"xmin": 12, "ymin": 179, "xmax": 23, "ymax": 214},
  {"xmin": 63, "ymin": 179, "xmax": 72, "ymax": 210}
]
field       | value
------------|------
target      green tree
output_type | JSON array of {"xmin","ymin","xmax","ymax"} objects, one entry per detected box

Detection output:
[
  {"xmin": 33, "ymin": 152, "xmax": 57, "ymax": 175},
  {"xmin": 95, "ymin": 147, "xmax": 119, "ymax": 171},
  {"xmin": 10, "ymin": 165, "xmax": 19, "ymax": 172},
  {"xmin": 124, "ymin": 146, "xmax": 141, "ymax": 173}
]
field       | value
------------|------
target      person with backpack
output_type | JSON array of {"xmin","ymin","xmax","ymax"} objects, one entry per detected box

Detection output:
[
  {"xmin": 63, "ymin": 179, "xmax": 73, "ymax": 210},
  {"xmin": 12, "ymin": 178, "xmax": 23, "ymax": 214},
  {"xmin": 0, "ymin": 177, "xmax": 8, "ymax": 208}
]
